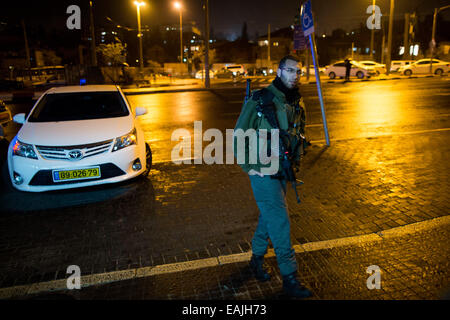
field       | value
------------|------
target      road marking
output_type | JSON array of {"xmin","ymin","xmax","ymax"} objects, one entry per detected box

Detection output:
[
  {"xmin": 309, "ymin": 127, "xmax": 450, "ymax": 144},
  {"xmin": 0, "ymin": 215, "xmax": 448, "ymax": 299}
]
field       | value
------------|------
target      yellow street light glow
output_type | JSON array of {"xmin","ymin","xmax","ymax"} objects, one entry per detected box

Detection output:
[
  {"xmin": 174, "ymin": 1, "xmax": 181, "ymax": 9},
  {"xmin": 134, "ymin": 1, "xmax": 145, "ymax": 7}
]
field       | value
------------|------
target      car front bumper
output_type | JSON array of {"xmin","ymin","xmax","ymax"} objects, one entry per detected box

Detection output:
[{"xmin": 7, "ymin": 142, "xmax": 146, "ymax": 192}]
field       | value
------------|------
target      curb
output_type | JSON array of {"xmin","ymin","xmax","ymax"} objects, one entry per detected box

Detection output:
[
  {"xmin": 1, "ymin": 214, "xmax": 448, "ymax": 299},
  {"xmin": 0, "ymin": 74, "xmax": 447, "ymax": 100}
]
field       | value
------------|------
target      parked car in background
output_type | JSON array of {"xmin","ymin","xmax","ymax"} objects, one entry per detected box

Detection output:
[
  {"xmin": 225, "ymin": 65, "xmax": 246, "ymax": 76},
  {"xmin": 390, "ymin": 60, "xmax": 414, "ymax": 72},
  {"xmin": 0, "ymin": 100, "xmax": 12, "ymax": 132},
  {"xmin": 214, "ymin": 68, "xmax": 234, "ymax": 79},
  {"xmin": 325, "ymin": 60, "xmax": 372, "ymax": 79},
  {"xmin": 195, "ymin": 70, "xmax": 215, "ymax": 79},
  {"xmin": 7, "ymin": 85, "xmax": 152, "ymax": 192},
  {"xmin": 358, "ymin": 61, "xmax": 386, "ymax": 75},
  {"xmin": 398, "ymin": 59, "xmax": 450, "ymax": 76},
  {"xmin": 0, "ymin": 100, "xmax": 12, "ymax": 165},
  {"xmin": 301, "ymin": 65, "xmax": 325, "ymax": 76}
]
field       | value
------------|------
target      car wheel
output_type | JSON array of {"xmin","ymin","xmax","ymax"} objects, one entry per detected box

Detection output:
[
  {"xmin": 329, "ymin": 72, "xmax": 336, "ymax": 79},
  {"xmin": 404, "ymin": 70, "xmax": 412, "ymax": 76},
  {"xmin": 435, "ymin": 69, "xmax": 443, "ymax": 76},
  {"xmin": 142, "ymin": 143, "xmax": 152, "ymax": 176},
  {"xmin": 356, "ymin": 71, "xmax": 364, "ymax": 79}
]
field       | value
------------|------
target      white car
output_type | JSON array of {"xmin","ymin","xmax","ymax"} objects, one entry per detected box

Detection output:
[
  {"xmin": 225, "ymin": 65, "xmax": 246, "ymax": 76},
  {"xmin": 398, "ymin": 59, "xmax": 450, "ymax": 76},
  {"xmin": 358, "ymin": 61, "xmax": 386, "ymax": 75},
  {"xmin": 301, "ymin": 65, "xmax": 325, "ymax": 76},
  {"xmin": 195, "ymin": 70, "xmax": 215, "ymax": 79},
  {"xmin": 7, "ymin": 85, "xmax": 151, "ymax": 192},
  {"xmin": 325, "ymin": 60, "xmax": 372, "ymax": 79},
  {"xmin": 390, "ymin": 60, "xmax": 414, "ymax": 72}
]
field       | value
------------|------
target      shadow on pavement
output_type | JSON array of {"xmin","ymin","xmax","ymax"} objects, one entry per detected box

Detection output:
[{"xmin": 0, "ymin": 161, "xmax": 155, "ymax": 213}]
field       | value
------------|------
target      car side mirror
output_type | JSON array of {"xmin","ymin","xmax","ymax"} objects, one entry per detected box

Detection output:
[
  {"xmin": 135, "ymin": 107, "xmax": 148, "ymax": 117},
  {"xmin": 13, "ymin": 113, "xmax": 26, "ymax": 124}
]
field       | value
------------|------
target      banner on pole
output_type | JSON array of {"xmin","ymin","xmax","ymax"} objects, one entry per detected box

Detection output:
[{"xmin": 293, "ymin": 24, "xmax": 307, "ymax": 50}]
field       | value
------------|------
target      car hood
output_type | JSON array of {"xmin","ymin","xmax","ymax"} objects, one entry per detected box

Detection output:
[{"xmin": 18, "ymin": 116, "xmax": 134, "ymax": 146}]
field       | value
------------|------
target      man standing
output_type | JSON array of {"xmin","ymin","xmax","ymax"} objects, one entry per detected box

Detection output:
[
  {"xmin": 344, "ymin": 58, "xmax": 351, "ymax": 81},
  {"xmin": 234, "ymin": 55, "xmax": 311, "ymax": 298}
]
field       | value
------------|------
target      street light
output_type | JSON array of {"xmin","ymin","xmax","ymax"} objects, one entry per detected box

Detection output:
[
  {"xmin": 134, "ymin": 1, "xmax": 145, "ymax": 69},
  {"xmin": 173, "ymin": 2, "xmax": 183, "ymax": 63}
]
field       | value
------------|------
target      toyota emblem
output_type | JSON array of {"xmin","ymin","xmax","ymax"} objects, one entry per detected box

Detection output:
[{"xmin": 68, "ymin": 150, "xmax": 83, "ymax": 160}]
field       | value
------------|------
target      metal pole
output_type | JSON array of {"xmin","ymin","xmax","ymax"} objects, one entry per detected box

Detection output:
[
  {"xmin": 429, "ymin": 5, "xmax": 450, "ymax": 74},
  {"xmin": 403, "ymin": 13, "xmax": 410, "ymax": 60},
  {"xmin": 179, "ymin": 9, "xmax": 183, "ymax": 63},
  {"xmin": 21, "ymin": 19, "xmax": 32, "ymax": 81},
  {"xmin": 204, "ymin": 0, "xmax": 210, "ymax": 88},
  {"xmin": 89, "ymin": 1, "xmax": 97, "ymax": 66},
  {"xmin": 370, "ymin": 0, "xmax": 375, "ymax": 60},
  {"xmin": 385, "ymin": 0, "xmax": 394, "ymax": 76},
  {"xmin": 429, "ymin": 8, "xmax": 437, "ymax": 74},
  {"xmin": 309, "ymin": 33, "xmax": 330, "ymax": 146},
  {"xmin": 137, "ymin": 5, "xmax": 144, "ymax": 69},
  {"xmin": 268, "ymin": 24, "xmax": 271, "ymax": 68}
]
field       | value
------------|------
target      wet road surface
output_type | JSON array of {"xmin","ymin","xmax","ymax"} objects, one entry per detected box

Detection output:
[{"xmin": 0, "ymin": 77, "xmax": 448, "ymax": 298}]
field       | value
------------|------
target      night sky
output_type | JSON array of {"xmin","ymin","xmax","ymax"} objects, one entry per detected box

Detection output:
[{"xmin": 3, "ymin": 0, "xmax": 450, "ymax": 40}]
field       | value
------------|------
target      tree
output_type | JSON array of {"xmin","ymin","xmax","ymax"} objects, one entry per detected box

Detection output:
[
  {"xmin": 96, "ymin": 42, "xmax": 127, "ymax": 66},
  {"xmin": 240, "ymin": 22, "xmax": 249, "ymax": 42}
]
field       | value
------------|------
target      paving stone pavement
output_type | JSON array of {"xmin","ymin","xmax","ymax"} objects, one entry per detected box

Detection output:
[
  {"xmin": 0, "ymin": 130, "xmax": 448, "ymax": 293},
  {"xmin": 11, "ymin": 221, "xmax": 449, "ymax": 300}
]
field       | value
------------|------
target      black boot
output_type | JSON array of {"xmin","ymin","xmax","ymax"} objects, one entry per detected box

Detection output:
[
  {"xmin": 249, "ymin": 255, "xmax": 271, "ymax": 282},
  {"xmin": 282, "ymin": 273, "xmax": 312, "ymax": 298}
]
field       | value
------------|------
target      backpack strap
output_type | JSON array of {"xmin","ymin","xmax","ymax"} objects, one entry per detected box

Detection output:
[{"xmin": 252, "ymin": 88, "xmax": 278, "ymax": 129}]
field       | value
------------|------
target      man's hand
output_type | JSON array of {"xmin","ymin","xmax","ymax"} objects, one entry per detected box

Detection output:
[{"xmin": 248, "ymin": 169, "xmax": 264, "ymax": 177}]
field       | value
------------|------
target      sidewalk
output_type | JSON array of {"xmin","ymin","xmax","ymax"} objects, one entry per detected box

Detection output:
[
  {"xmin": 1, "ymin": 131, "xmax": 449, "ymax": 300},
  {"xmin": 6, "ymin": 216, "xmax": 450, "ymax": 300}
]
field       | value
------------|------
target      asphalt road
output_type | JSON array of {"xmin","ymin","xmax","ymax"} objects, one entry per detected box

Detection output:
[{"xmin": 0, "ymin": 77, "xmax": 449, "ymax": 292}]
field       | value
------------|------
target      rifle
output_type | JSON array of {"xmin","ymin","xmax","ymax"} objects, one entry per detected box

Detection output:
[
  {"xmin": 244, "ymin": 79, "xmax": 251, "ymax": 104},
  {"xmin": 254, "ymin": 88, "xmax": 304, "ymax": 203}
]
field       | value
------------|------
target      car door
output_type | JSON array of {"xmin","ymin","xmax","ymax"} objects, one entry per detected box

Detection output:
[
  {"xmin": 431, "ymin": 59, "xmax": 441, "ymax": 72},
  {"xmin": 350, "ymin": 62, "xmax": 361, "ymax": 76},
  {"xmin": 332, "ymin": 62, "xmax": 346, "ymax": 77},
  {"xmin": 414, "ymin": 61, "xmax": 429, "ymax": 73}
]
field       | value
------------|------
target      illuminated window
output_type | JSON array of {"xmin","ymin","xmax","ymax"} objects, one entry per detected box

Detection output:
[{"xmin": 273, "ymin": 42, "xmax": 279, "ymax": 46}]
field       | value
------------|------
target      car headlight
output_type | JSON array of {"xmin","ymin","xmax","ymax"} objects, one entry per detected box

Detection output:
[
  {"xmin": 112, "ymin": 128, "xmax": 137, "ymax": 152},
  {"xmin": 12, "ymin": 140, "xmax": 38, "ymax": 159}
]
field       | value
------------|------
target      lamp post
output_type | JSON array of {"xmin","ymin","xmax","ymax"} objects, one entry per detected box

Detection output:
[
  {"xmin": 134, "ymin": 1, "xmax": 145, "ymax": 69},
  {"xmin": 369, "ymin": 0, "xmax": 375, "ymax": 60},
  {"xmin": 385, "ymin": 0, "xmax": 394, "ymax": 75},
  {"xmin": 174, "ymin": 2, "xmax": 183, "ymax": 63}
]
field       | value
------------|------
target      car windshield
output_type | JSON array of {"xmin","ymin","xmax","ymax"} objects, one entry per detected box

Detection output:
[{"xmin": 28, "ymin": 91, "xmax": 129, "ymax": 122}]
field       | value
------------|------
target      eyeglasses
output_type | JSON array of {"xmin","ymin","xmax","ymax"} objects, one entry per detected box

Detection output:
[{"xmin": 282, "ymin": 67, "xmax": 301, "ymax": 75}]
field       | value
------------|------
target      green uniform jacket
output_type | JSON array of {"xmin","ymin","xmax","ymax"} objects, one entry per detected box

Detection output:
[{"xmin": 233, "ymin": 82, "xmax": 307, "ymax": 174}]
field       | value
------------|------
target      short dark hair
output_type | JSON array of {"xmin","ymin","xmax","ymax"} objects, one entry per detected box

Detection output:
[{"xmin": 278, "ymin": 55, "xmax": 299, "ymax": 69}]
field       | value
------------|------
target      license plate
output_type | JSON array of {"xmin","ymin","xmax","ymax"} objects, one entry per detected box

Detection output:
[{"xmin": 52, "ymin": 167, "xmax": 101, "ymax": 182}]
